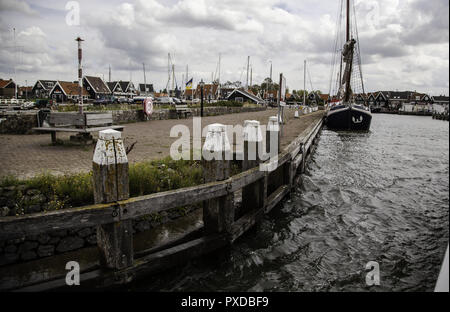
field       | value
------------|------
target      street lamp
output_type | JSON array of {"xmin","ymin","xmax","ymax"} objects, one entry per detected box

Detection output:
[{"xmin": 199, "ymin": 79, "xmax": 205, "ymax": 117}]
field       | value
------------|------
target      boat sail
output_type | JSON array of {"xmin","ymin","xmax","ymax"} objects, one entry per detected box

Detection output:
[{"xmin": 326, "ymin": 0, "xmax": 372, "ymax": 131}]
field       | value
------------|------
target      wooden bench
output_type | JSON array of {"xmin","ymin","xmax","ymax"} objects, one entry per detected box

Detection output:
[
  {"xmin": 33, "ymin": 112, "xmax": 125, "ymax": 144},
  {"xmin": 175, "ymin": 105, "xmax": 192, "ymax": 119}
]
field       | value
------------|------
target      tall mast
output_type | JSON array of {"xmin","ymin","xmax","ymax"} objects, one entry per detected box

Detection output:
[
  {"xmin": 218, "ymin": 53, "xmax": 221, "ymax": 98},
  {"xmin": 172, "ymin": 64, "xmax": 175, "ymax": 96},
  {"xmin": 13, "ymin": 28, "xmax": 17, "ymax": 100},
  {"xmin": 269, "ymin": 61, "xmax": 272, "ymax": 84},
  {"xmin": 186, "ymin": 64, "xmax": 188, "ymax": 92},
  {"xmin": 109, "ymin": 65, "xmax": 111, "ymax": 83},
  {"xmin": 304, "ymin": 60, "xmax": 307, "ymax": 105},
  {"xmin": 246, "ymin": 56, "xmax": 250, "ymax": 90},
  {"xmin": 142, "ymin": 63, "xmax": 147, "ymax": 96},
  {"xmin": 346, "ymin": 0, "xmax": 350, "ymax": 42}
]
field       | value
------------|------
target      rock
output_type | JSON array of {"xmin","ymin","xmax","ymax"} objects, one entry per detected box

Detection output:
[
  {"xmin": 7, "ymin": 237, "xmax": 25, "ymax": 245},
  {"xmin": 4, "ymin": 244, "xmax": 17, "ymax": 253},
  {"xmin": 86, "ymin": 234, "xmax": 97, "ymax": 246},
  {"xmin": 21, "ymin": 250, "xmax": 37, "ymax": 261},
  {"xmin": 31, "ymin": 194, "xmax": 46, "ymax": 204},
  {"xmin": 18, "ymin": 241, "xmax": 38, "ymax": 253},
  {"xmin": 0, "ymin": 206, "xmax": 10, "ymax": 217},
  {"xmin": 17, "ymin": 185, "xmax": 28, "ymax": 193},
  {"xmin": 27, "ymin": 204, "xmax": 42, "ymax": 214},
  {"xmin": 77, "ymin": 228, "xmax": 93, "ymax": 238},
  {"xmin": 37, "ymin": 234, "xmax": 51, "ymax": 245},
  {"xmin": 135, "ymin": 220, "xmax": 150, "ymax": 233},
  {"xmin": 51, "ymin": 230, "xmax": 68, "ymax": 237},
  {"xmin": 56, "ymin": 236, "xmax": 84, "ymax": 253},
  {"xmin": 37, "ymin": 245, "xmax": 55, "ymax": 257},
  {"xmin": 48, "ymin": 237, "xmax": 60, "ymax": 245},
  {"xmin": 0, "ymin": 253, "xmax": 19, "ymax": 266},
  {"xmin": 3, "ymin": 186, "xmax": 16, "ymax": 192},
  {"xmin": 26, "ymin": 189, "xmax": 40, "ymax": 196}
]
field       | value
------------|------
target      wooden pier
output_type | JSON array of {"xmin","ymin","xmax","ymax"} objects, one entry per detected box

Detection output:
[{"xmin": 0, "ymin": 114, "xmax": 324, "ymax": 291}]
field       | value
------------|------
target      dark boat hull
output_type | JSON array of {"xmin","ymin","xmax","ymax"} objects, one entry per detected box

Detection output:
[{"xmin": 326, "ymin": 106, "xmax": 372, "ymax": 131}]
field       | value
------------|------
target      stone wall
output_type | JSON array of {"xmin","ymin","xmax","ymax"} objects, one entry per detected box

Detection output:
[
  {"xmin": 0, "ymin": 113, "xmax": 37, "ymax": 134},
  {"xmin": 0, "ymin": 185, "xmax": 198, "ymax": 266},
  {"xmin": 0, "ymin": 106, "xmax": 266, "ymax": 134}
]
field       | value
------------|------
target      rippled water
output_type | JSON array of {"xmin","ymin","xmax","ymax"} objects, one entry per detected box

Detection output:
[{"xmin": 132, "ymin": 114, "xmax": 449, "ymax": 292}]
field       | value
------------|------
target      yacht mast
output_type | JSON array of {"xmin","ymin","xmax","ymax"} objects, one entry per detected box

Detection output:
[
  {"xmin": 303, "ymin": 60, "xmax": 306, "ymax": 106},
  {"xmin": 346, "ymin": 0, "xmax": 350, "ymax": 42}
]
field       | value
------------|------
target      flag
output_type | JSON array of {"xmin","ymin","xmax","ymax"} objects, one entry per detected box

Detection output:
[{"xmin": 186, "ymin": 78, "xmax": 193, "ymax": 90}]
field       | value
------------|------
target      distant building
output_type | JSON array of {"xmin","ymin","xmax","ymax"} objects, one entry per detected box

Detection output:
[
  {"xmin": 18, "ymin": 86, "xmax": 33, "ymax": 99},
  {"xmin": 108, "ymin": 81, "xmax": 136, "ymax": 98},
  {"xmin": 183, "ymin": 89, "xmax": 195, "ymax": 100},
  {"xmin": 194, "ymin": 83, "xmax": 219, "ymax": 101},
  {"xmin": 0, "ymin": 79, "xmax": 16, "ymax": 98},
  {"xmin": 31, "ymin": 80, "xmax": 57, "ymax": 99},
  {"xmin": 432, "ymin": 95, "xmax": 449, "ymax": 114},
  {"xmin": 83, "ymin": 76, "xmax": 111, "ymax": 100},
  {"xmin": 319, "ymin": 94, "xmax": 330, "ymax": 104},
  {"xmin": 226, "ymin": 88, "xmax": 264, "ymax": 104},
  {"xmin": 49, "ymin": 81, "xmax": 89, "ymax": 103},
  {"xmin": 138, "ymin": 83, "xmax": 154, "ymax": 96}
]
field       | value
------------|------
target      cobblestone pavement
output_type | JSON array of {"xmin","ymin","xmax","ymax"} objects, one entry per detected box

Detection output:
[{"xmin": 0, "ymin": 109, "xmax": 324, "ymax": 178}]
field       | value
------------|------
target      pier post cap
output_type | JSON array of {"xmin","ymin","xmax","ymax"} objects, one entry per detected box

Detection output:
[
  {"xmin": 243, "ymin": 120, "xmax": 263, "ymax": 142},
  {"xmin": 93, "ymin": 129, "xmax": 128, "ymax": 165},
  {"xmin": 207, "ymin": 123, "xmax": 227, "ymax": 133},
  {"xmin": 268, "ymin": 116, "xmax": 280, "ymax": 132},
  {"xmin": 203, "ymin": 123, "xmax": 231, "ymax": 153},
  {"xmin": 99, "ymin": 129, "xmax": 122, "ymax": 140}
]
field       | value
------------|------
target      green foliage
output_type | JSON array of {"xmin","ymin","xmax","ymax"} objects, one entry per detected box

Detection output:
[
  {"xmin": 128, "ymin": 157, "xmax": 203, "ymax": 197},
  {"xmin": 0, "ymin": 158, "xmax": 203, "ymax": 213}
]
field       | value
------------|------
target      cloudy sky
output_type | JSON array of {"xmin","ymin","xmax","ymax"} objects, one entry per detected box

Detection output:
[{"xmin": 0, "ymin": 0, "xmax": 448, "ymax": 95}]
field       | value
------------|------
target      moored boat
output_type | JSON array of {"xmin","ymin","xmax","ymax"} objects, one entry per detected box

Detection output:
[{"xmin": 326, "ymin": 0, "xmax": 372, "ymax": 131}]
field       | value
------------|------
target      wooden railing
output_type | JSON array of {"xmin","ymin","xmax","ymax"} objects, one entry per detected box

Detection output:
[{"xmin": 0, "ymin": 114, "xmax": 324, "ymax": 289}]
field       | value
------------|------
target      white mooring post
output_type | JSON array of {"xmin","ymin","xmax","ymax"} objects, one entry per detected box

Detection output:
[
  {"xmin": 202, "ymin": 124, "xmax": 234, "ymax": 236},
  {"xmin": 266, "ymin": 116, "xmax": 280, "ymax": 159},
  {"xmin": 93, "ymin": 129, "xmax": 133, "ymax": 270},
  {"xmin": 241, "ymin": 120, "xmax": 265, "ymax": 216}
]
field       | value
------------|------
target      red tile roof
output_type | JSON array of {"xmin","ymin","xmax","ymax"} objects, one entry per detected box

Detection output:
[{"xmin": 0, "ymin": 79, "xmax": 14, "ymax": 88}]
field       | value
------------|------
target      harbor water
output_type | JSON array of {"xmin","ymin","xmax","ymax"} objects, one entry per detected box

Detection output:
[{"xmin": 131, "ymin": 114, "xmax": 449, "ymax": 292}]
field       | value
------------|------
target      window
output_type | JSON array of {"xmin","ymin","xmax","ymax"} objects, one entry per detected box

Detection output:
[{"xmin": 235, "ymin": 97, "xmax": 244, "ymax": 103}]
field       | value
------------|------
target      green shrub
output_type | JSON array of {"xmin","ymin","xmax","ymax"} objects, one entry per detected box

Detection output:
[{"xmin": 0, "ymin": 158, "xmax": 203, "ymax": 213}]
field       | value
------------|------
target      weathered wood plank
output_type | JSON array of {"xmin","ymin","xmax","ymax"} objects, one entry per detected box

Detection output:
[
  {"xmin": 94, "ymin": 129, "xmax": 133, "ymax": 270},
  {"xmin": 49, "ymin": 113, "xmax": 85, "ymax": 126},
  {"xmin": 0, "ymin": 204, "xmax": 117, "ymax": 241},
  {"xmin": 123, "ymin": 180, "xmax": 229, "ymax": 220},
  {"xmin": 265, "ymin": 185, "xmax": 290, "ymax": 214},
  {"xmin": 86, "ymin": 119, "xmax": 113, "ymax": 126},
  {"xmin": 33, "ymin": 125, "xmax": 124, "ymax": 133},
  {"xmin": 202, "ymin": 124, "xmax": 234, "ymax": 236},
  {"xmin": 229, "ymin": 167, "xmax": 265, "ymax": 192},
  {"xmin": 231, "ymin": 208, "xmax": 264, "ymax": 243},
  {"xmin": 85, "ymin": 113, "xmax": 113, "ymax": 120}
]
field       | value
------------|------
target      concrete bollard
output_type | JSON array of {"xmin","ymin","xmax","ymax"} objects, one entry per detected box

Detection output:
[
  {"xmin": 202, "ymin": 124, "xmax": 234, "ymax": 236},
  {"xmin": 241, "ymin": 120, "xmax": 265, "ymax": 216},
  {"xmin": 93, "ymin": 129, "xmax": 133, "ymax": 270},
  {"xmin": 266, "ymin": 116, "xmax": 280, "ymax": 160},
  {"xmin": 242, "ymin": 120, "xmax": 263, "ymax": 171}
]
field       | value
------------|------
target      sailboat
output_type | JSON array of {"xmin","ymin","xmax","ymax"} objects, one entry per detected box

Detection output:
[{"xmin": 326, "ymin": 0, "xmax": 372, "ymax": 131}]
